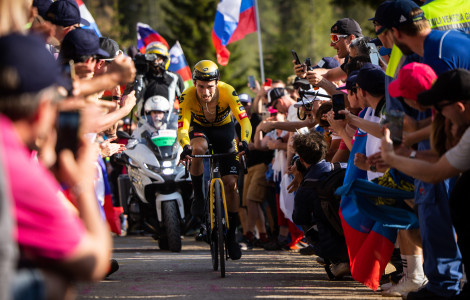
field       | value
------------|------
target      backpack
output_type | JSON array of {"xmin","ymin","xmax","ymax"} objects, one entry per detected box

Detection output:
[{"xmin": 301, "ymin": 162, "xmax": 346, "ymax": 236}]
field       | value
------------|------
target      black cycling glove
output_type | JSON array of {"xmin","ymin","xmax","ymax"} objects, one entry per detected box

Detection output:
[
  {"xmin": 180, "ymin": 145, "xmax": 192, "ymax": 161},
  {"xmin": 239, "ymin": 140, "xmax": 249, "ymax": 155}
]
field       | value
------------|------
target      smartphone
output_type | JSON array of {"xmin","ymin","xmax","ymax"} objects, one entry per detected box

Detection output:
[
  {"xmin": 291, "ymin": 50, "xmax": 301, "ymax": 65},
  {"xmin": 264, "ymin": 78, "xmax": 272, "ymax": 87},
  {"xmin": 248, "ymin": 75, "xmax": 256, "ymax": 89},
  {"xmin": 332, "ymin": 94, "xmax": 345, "ymax": 120},
  {"xmin": 304, "ymin": 58, "xmax": 313, "ymax": 71},
  {"xmin": 386, "ymin": 110, "xmax": 404, "ymax": 145},
  {"xmin": 55, "ymin": 111, "xmax": 80, "ymax": 156},
  {"xmin": 367, "ymin": 43, "xmax": 380, "ymax": 66}
]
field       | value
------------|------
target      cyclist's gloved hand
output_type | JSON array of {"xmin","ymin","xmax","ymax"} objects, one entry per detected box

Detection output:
[
  {"xmin": 239, "ymin": 140, "xmax": 249, "ymax": 155},
  {"xmin": 180, "ymin": 145, "xmax": 192, "ymax": 161}
]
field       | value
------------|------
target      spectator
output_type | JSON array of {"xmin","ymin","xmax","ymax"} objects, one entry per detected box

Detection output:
[
  {"xmin": 44, "ymin": 0, "xmax": 89, "ymax": 42},
  {"xmin": 382, "ymin": 68, "xmax": 470, "ymax": 299},
  {"xmin": 0, "ymin": 33, "xmax": 111, "ymax": 298}
]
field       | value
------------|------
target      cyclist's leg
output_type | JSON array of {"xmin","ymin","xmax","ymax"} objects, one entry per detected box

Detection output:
[{"xmin": 189, "ymin": 126, "xmax": 209, "ymax": 218}]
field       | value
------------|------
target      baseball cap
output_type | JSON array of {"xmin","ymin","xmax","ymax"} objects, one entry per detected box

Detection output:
[
  {"xmin": 356, "ymin": 63, "xmax": 385, "ymax": 95},
  {"xmin": 417, "ymin": 69, "xmax": 470, "ymax": 107},
  {"xmin": 45, "ymin": 0, "xmax": 90, "ymax": 27},
  {"xmin": 33, "ymin": 0, "xmax": 53, "ymax": 19},
  {"xmin": 369, "ymin": 1, "xmax": 393, "ymax": 35},
  {"xmin": 336, "ymin": 70, "xmax": 359, "ymax": 92},
  {"xmin": 331, "ymin": 18, "xmax": 363, "ymax": 37},
  {"xmin": 388, "ymin": 63, "xmax": 437, "ymax": 101},
  {"xmin": 313, "ymin": 57, "xmax": 340, "ymax": 70},
  {"xmin": 99, "ymin": 37, "xmax": 122, "ymax": 61},
  {"xmin": 267, "ymin": 87, "xmax": 286, "ymax": 105},
  {"xmin": 0, "ymin": 33, "xmax": 68, "ymax": 96},
  {"xmin": 384, "ymin": 0, "xmax": 425, "ymax": 29},
  {"xmin": 60, "ymin": 28, "xmax": 109, "ymax": 63},
  {"xmin": 293, "ymin": 87, "xmax": 330, "ymax": 108},
  {"xmin": 286, "ymin": 75, "xmax": 296, "ymax": 90},
  {"xmin": 238, "ymin": 93, "xmax": 252, "ymax": 104}
]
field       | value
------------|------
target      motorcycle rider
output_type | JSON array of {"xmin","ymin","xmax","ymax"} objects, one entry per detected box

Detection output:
[
  {"xmin": 135, "ymin": 42, "xmax": 185, "ymax": 117},
  {"xmin": 132, "ymin": 95, "xmax": 175, "ymax": 139}
]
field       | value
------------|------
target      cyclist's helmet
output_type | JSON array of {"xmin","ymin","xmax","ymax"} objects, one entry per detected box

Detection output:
[
  {"xmin": 145, "ymin": 42, "xmax": 170, "ymax": 70},
  {"xmin": 192, "ymin": 60, "xmax": 220, "ymax": 82},
  {"xmin": 144, "ymin": 95, "xmax": 170, "ymax": 113}
]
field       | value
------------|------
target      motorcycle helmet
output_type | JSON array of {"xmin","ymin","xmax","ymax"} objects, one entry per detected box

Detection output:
[
  {"xmin": 145, "ymin": 42, "xmax": 170, "ymax": 71},
  {"xmin": 192, "ymin": 60, "xmax": 220, "ymax": 82},
  {"xmin": 144, "ymin": 95, "xmax": 170, "ymax": 128}
]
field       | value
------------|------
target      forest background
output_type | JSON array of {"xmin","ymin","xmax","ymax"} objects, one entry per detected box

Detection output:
[{"xmin": 84, "ymin": 0, "xmax": 381, "ymax": 93}]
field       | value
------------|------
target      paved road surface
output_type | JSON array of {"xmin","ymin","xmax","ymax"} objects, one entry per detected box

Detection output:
[{"xmin": 77, "ymin": 235, "xmax": 399, "ymax": 299}]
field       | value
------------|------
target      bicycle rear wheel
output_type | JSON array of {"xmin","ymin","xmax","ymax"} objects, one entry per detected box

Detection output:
[{"xmin": 214, "ymin": 180, "xmax": 226, "ymax": 278}]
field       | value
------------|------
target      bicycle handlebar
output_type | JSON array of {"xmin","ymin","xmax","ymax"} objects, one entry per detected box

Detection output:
[{"xmin": 183, "ymin": 151, "xmax": 247, "ymax": 178}]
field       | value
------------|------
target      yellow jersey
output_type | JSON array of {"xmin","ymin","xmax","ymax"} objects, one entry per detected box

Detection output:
[{"xmin": 177, "ymin": 81, "xmax": 252, "ymax": 147}]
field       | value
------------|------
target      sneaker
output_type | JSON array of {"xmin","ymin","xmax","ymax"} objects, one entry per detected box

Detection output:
[
  {"xmin": 263, "ymin": 239, "xmax": 288, "ymax": 251},
  {"xmin": 195, "ymin": 224, "xmax": 208, "ymax": 243},
  {"xmin": 381, "ymin": 275, "xmax": 428, "ymax": 297},
  {"xmin": 106, "ymin": 259, "xmax": 119, "ymax": 278},
  {"xmin": 299, "ymin": 245, "xmax": 317, "ymax": 256},
  {"xmin": 316, "ymin": 256, "xmax": 326, "ymax": 266},
  {"xmin": 239, "ymin": 236, "xmax": 254, "ymax": 251},
  {"xmin": 406, "ymin": 286, "xmax": 450, "ymax": 300},
  {"xmin": 226, "ymin": 234, "xmax": 242, "ymax": 260},
  {"xmin": 330, "ymin": 262, "xmax": 350, "ymax": 279}
]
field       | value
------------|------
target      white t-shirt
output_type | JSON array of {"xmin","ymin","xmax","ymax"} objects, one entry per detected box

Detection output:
[
  {"xmin": 446, "ymin": 126, "xmax": 470, "ymax": 171},
  {"xmin": 362, "ymin": 107, "xmax": 384, "ymax": 180}
]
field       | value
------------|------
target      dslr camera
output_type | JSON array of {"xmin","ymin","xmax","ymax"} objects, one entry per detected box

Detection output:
[{"xmin": 133, "ymin": 53, "xmax": 158, "ymax": 76}]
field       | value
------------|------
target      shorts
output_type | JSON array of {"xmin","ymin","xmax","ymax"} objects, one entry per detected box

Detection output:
[
  {"xmin": 243, "ymin": 163, "xmax": 268, "ymax": 205},
  {"xmin": 189, "ymin": 122, "xmax": 239, "ymax": 177}
]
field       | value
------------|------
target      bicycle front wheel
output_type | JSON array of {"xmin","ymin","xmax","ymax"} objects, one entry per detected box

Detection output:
[{"xmin": 214, "ymin": 180, "xmax": 226, "ymax": 278}]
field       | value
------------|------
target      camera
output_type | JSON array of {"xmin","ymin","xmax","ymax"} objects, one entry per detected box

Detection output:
[{"xmin": 133, "ymin": 53, "xmax": 158, "ymax": 76}]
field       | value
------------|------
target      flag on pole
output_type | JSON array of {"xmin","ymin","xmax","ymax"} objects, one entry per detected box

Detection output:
[
  {"xmin": 168, "ymin": 41, "xmax": 193, "ymax": 89},
  {"xmin": 75, "ymin": 0, "xmax": 101, "ymax": 37},
  {"xmin": 212, "ymin": 0, "xmax": 257, "ymax": 66},
  {"xmin": 137, "ymin": 22, "xmax": 169, "ymax": 54}
]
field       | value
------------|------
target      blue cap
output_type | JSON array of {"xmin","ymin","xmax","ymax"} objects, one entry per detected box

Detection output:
[
  {"xmin": 336, "ymin": 70, "xmax": 359, "ymax": 92},
  {"xmin": 45, "ymin": 0, "xmax": 90, "ymax": 27},
  {"xmin": 0, "ymin": 34, "xmax": 69, "ymax": 96},
  {"xmin": 383, "ymin": 0, "xmax": 425, "ymax": 29},
  {"xmin": 60, "ymin": 28, "xmax": 109, "ymax": 63},
  {"xmin": 314, "ymin": 57, "xmax": 340, "ymax": 70},
  {"xmin": 356, "ymin": 63, "xmax": 385, "ymax": 95},
  {"xmin": 33, "ymin": 0, "xmax": 53, "ymax": 19},
  {"xmin": 369, "ymin": 1, "xmax": 393, "ymax": 34}
]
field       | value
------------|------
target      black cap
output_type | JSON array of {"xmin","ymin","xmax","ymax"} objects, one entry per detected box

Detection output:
[
  {"xmin": 267, "ymin": 87, "xmax": 286, "ymax": 105},
  {"xmin": 0, "ymin": 33, "xmax": 68, "ymax": 96},
  {"xmin": 60, "ymin": 28, "xmax": 109, "ymax": 63},
  {"xmin": 45, "ymin": 0, "xmax": 90, "ymax": 27},
  {"xmin": 99, "ymin": 37, "xmax": 121, "ymax": 60},
  {"xmin": 383, "ymin": 0, "xmax": 425, "ymax": 29},
  {"xmin": 418, "ymin": 69, "xmax": 470, "ymax": 107},
  {"xmin": 331, "ymin": 18, "xmax": 363, "ymax": 37},
  {"xmin": 314, "ymin": 57, "xmax": 340, "ymax": 70},
  {"xmin": 356, "ymin": 63, "xmax": 385, "ymax": 95}
]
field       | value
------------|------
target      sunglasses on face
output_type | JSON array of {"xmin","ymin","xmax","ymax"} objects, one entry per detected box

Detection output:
[
  {"xmin": 330, "ymin": 34, "xmax": 348, "ymax": 44},
  {"xmin": 434, "ymin": 101, "xmax": 454, "ymax": 113}
]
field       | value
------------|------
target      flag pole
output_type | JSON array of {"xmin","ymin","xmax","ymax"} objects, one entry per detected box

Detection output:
[{"xmin": 254, "ymin": 0, "xmax": 265, "ymax": 83}]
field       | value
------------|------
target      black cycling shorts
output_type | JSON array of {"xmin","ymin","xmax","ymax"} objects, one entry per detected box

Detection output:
[{"xmin": 189, "ymin": 122, "xmax": 239, "ymax": 176}]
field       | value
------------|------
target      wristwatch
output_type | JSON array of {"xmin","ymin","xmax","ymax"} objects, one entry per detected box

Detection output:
[
  {"xmin": 409, "ymin": 150, "xmax": 417, "ymax": 159},
  {"xmin": 369, "ymin": 164, "xmax": 377, "ymax": 172}
]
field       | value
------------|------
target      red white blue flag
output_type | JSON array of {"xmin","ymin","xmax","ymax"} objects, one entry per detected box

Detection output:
[
  {"xmin": 136, "ymin": 22, "xmax": 169, "ymax": 54},
  {"xmin": 212, "ymin": 0, "xmax": 257, "ymax": 66},
  {"xmin": 168, "ymin": 41, "xmax": 193, "ymax": 89},
  {"xmin": 75, "ymin": 0, "xmax": 101, "ymax": 37}
]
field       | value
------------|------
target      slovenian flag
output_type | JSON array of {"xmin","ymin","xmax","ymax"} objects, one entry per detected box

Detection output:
[
  {"xmin": 212, "ymin": 0, "xmax": 257, "ymax": 66},
  {"xmin": 168, "ymin": 41, "xmax": 193, "ymax": 89},
  {"xmin": 137, "ymin": 22, "xmax": 169, "ymax": 54},
  {"xmin": 337, "ymin": 108, "xmax": 398, "ymax": 291},
  {"xmin": 75, "ymin": 0, "xmax": 101, "ymax": 37}
]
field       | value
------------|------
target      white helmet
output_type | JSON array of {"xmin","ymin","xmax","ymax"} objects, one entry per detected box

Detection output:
[{"xmin": 144, "ymin": 95, "xmax": 170, "ymax": 113}]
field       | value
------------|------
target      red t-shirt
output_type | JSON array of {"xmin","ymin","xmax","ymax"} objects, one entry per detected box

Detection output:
[{"xmin": 0, "ymin": 115, "xmax": 85, "ymax": 260}]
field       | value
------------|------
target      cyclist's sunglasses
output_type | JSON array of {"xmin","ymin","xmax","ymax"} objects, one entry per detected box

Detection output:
[{"xmin": 330, "ymin": 34, "xmax": 348, "ymax": 44}]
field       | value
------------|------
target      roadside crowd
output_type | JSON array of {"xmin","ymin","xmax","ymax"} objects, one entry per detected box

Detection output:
[{"xmin": 1, "ymin": 0, "xmax": 470, "ymax": 300}]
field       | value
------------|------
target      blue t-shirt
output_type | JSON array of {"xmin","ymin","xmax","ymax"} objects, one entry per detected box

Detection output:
[{"xmin": 423, "ymin": 30, "xmax": 470, "ymax": 75}]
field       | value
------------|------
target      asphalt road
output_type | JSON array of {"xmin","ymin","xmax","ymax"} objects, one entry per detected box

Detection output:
[{"xmin": 77, "ymin": 235, "xmax": 399, "ymax": 300}]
